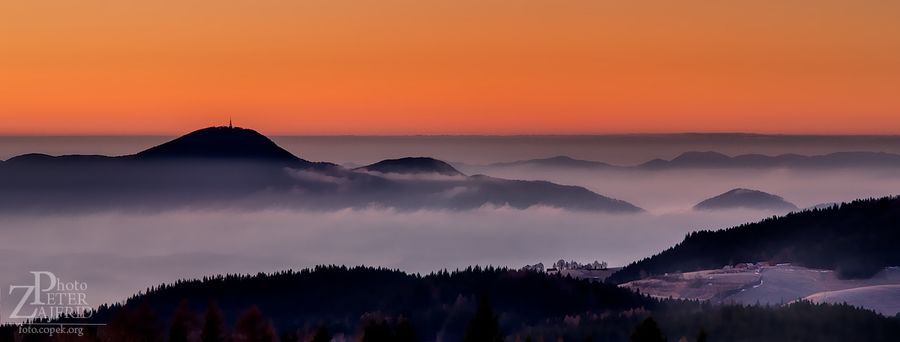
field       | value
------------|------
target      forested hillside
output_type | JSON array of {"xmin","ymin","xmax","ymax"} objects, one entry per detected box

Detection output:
[
  {"xmin": 7, "ymin": 266, "xmax": 899, "ymax": 341},
  {"xmin": 608, "ymin": 196, "xmax": 900, "ymax": 284}
]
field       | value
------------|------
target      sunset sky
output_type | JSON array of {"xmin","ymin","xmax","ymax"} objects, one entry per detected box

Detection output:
[{"xmin": 1, "ymin": 1, "xmax": 899, "ymax": 135}]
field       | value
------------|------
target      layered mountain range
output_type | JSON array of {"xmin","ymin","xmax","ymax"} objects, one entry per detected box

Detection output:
[
  {"xmin": 0, "ymin": 126, "xmax": 641, "ymax": 213},
  {"xmin": 481, "ymin": 151, "xmax": 900, "ymax": 170}
]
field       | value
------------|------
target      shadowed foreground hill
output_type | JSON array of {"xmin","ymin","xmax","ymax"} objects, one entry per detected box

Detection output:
[
  {"xmin": 26, "ymin": 266, "xmax": 900, "ymax": 341},
  {"xmin": 85, "ymin": 266, "xmax": 654, "ymax": 341},
  {"xmin": 608, "ymin": 196, "xmax": 900, "ymax": 284}
]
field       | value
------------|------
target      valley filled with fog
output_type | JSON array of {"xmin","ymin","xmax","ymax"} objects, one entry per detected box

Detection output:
[
  {"xmin": 1, "ymin": 134, "xmax": 899, "ymax": 309},
  {"xmin": 0, "ymin": 207, "xmax": 774, "ymax": 308},
  {"xmin": 454, "ymin": 166, "xmax": 900, "ymax": 213}
]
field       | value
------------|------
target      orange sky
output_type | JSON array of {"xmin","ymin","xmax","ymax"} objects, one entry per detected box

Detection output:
[{"xmin": 1, "ymin": 1, "xmax": 899, "ymax": 135}]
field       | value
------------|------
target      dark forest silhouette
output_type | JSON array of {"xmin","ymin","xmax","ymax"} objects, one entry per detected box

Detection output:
[
  {"xmin": 608, "ymin": 196, "xmax": 900, "ymax": 284},
  {"xmin": 4, "ymin": 266, "xmax": 898, "ymax": 341}
]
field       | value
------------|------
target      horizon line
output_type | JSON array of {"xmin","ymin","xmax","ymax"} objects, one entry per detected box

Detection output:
[{"xmin": 4, "ymin": 129, "xmax": 900, "ymax": 138}]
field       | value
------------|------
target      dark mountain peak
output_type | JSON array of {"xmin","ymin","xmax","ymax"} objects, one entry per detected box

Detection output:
[
  {"xmin": 491, "ymin": 155, "xmax": 612, "ymax": 169},
  {"xmin": 638, "ymin": 150, "xmax": 900, "ymax": 169},
  {"xmin": 357, "ymin": 157, "xmax": 464, "ymax": 176},
  {"xmin": 545, "ymin": 155, "xmax": 579, "ymax": 162},
  {"xmin": 528, "ymin": 155, "xmax": 611, "ymax": 167},
  {"xmin": 671, "ymin": 151, "xmax": 731, "ymax": 163},
  {"xmin": 637, "ymin": 158, "xmax": 668, "ymax": 168},
  {"xmin": 637, "ymin": 151, "xmax": 731, "ymax": 169},
  {"xmin": 721, "ymin": 188, "xmax": 771, "ymax": 197},
  {"xmin": 6, "ymin": 153, "xmax": 55, "ymax": 163},
  {"xmin": 4, "ymin": 153, "xmax": 115, "ymax": 164},
  {"xmin": 695, "ymin": 188, "xmax": 798, "ymax": 211},
  {"xmin": 133, "ymin": 126, "xmax": 303, "ymax": 162}
]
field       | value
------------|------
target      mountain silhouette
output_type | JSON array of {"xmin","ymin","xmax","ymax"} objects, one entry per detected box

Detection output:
[
  {"xmin": 5, "ymin": 153, "xmax": 115, "ymax": 164},
  {"xmin": 694, "ymin": 188, "xmax": 798, "ymax": 211},
  {"xmin": 0, "ymin": 126, "xmax": 642, "ymax": 213},
  {"xmin": 480, "ymin": 151, "xmax": 900, "ymax": 171},
  {"xmin": 654, "ymin": 151, "xmax": 731, "ymax": 168},
  {"xmin": 133, "ymin": 126, "xmax": 304, "ymax": 163},
  {"xmin": 639, "ymin": 151, "xmax": 900, "ymax": 169},
  {"xmin": 490, "ymin": 156, "xmax": 614, "ymax": 169},
  {"xmin": 356, "ymin": 157, "xmax": 464, "ymax": 176}
]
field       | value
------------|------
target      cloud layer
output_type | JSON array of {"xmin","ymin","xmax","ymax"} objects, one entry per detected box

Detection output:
[{"xmin": 0, "ymin": 206, "xmax": 769, "ymax": 308}]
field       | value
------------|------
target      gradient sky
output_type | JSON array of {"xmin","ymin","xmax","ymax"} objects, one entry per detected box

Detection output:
[{"xmin": 2, "ymin": 1, "xmax": 899, "ymax": 135}]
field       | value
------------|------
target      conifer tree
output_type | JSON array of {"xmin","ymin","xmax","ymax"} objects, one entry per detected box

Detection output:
[
  {"xmin": 169, "ymin": 300, "xmax": 197, "ymax": 342},
  {"xmin": 201, "ymin": 301, "xmax": 228, "ymax": 342},
  {"xmin": 464, "ymin": 297, "xmax": 502, "ymax": 342},
  {"xmin": 630, "ymin": 317, "xmax": 666, "ymax": 342}
]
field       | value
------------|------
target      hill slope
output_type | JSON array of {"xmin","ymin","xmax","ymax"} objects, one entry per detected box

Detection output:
[
  {"xmin": 490, "ymin": 156, "xmax": 615, "ymax": 169},
  {"xmin": 607, "ymin": 196, "xmax": 900, "ymax": 284},
  {"xmin": 49, "ymin": 266, "xmax": 900, "ymax": 342},
  {"xmin": 694, "ymin": 188, "xmax": 798, "ymax": 211},
  {"xmin": 640, "ymin": 151, "xmax": 900, "ymax": 169},
  {"xmin": 0, "ymin": 126, "xmax": 642, "ymax": 213},
  {"xmin": 86, "ymin": 266, "xmax": 653, "ymax": 341},
  {"xmin": 133, "ymin": 126, "xmax": 303, "ymax": 162},
  {"xmin": 356, "ymin": 157, "xmax": 464, "ymax": 176}
]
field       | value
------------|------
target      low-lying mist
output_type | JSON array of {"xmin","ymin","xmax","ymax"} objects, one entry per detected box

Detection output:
[
  {"xmin": 0, "ymin": 206, "xmax": 769, "ymax": 309},
  {"xmin": 456, "ymin": 166, "xmax": 900, "ymax": 212},
  {"xmin": 3, "ymin": 134, "xmax": 900, "ymax": 313}
]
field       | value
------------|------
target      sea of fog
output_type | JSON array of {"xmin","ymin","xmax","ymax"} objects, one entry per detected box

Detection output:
[
  {"xmin": 1, "ymin": 135, "xmax": 899, "ymax": 310},
  {"xmin": 454, "ymin": 167, "xmax": 900, "ymax": 212},
  {"xmin": 0, "ymin": 207, "xmax": 772, "ymax": 309}
]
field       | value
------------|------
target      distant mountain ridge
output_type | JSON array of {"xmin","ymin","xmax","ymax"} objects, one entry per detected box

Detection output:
[
  {"xmin": 639, "ymin": 151, "xmax": 900, "ymax": 169},
  {"xmin": 694, "ymin": 188, "xmax": 798, "ymax": 211},
  {"xmin": 490, "ymin": 156, "xmax": 614, "ymax": 169},
  {"xmin": 480, "ymin": 151, "xmax": 900, "ymax": 170},
  {"xmin": 0, "ymin": 126, "xmax": 642, "ymax": 213},
  {"xmin": 356, "ymin": 157, "xmax": 464, "ymax": 176},
  {"xmin": 3, "ymin": 126, "xmax": 341, "ymax": 171}
]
